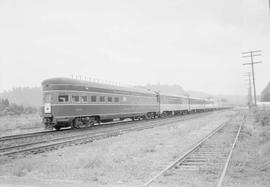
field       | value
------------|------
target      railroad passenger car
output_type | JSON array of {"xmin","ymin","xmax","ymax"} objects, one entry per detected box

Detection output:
[
  {"xmin": 42, "ymin": 77, "xmax": 223, "ymax": 130},
  {"xmin": 188, "ymin": 97, "xmax": 212, "ymax": 112},
  {"xmin": 158, "ymin": 94, "xmax": 216, "ymax": 115},
  {"xmin": 42, "ymin": 78, "xmax": 159, "ymax": 130},
  {"xmin": 159, "ymin": 94, "xmax": 189, "ymax": 116}
]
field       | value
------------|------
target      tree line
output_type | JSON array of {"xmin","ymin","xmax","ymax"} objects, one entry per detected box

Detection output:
[
  {"xmin": 0, "ymin": 87, "xmax": 42, "ymax": 107},
  {"xmin": 261, "ymin": 82, "xmax": 270, "ymax": 102},
  {"xmin": 0, "ymin": 98, "xmax": 38, "ymax": 116}
]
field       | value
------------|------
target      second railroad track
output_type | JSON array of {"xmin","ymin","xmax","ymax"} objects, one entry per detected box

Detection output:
[{"xmin": 145, "ymin": 112, "xmax": 246, "ymax": 187}]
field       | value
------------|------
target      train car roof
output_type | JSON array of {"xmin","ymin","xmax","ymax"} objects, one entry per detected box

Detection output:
[
  {"xmin": 159, "ymin": 92, "xmax": 187, "ymax": 99},
  {"xmin": 42, "ymin": 77, "xmax": 156, "ymax": 95},
  {"xmin": 159, "ymin": 92, "xmax": 210, "ymax": 101},
  {"xmin": 42, "ymin": 77, "xmax": 214, "ymax": 101}
]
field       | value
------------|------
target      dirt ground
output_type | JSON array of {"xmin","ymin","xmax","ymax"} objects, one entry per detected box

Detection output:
[{"xmin": 0, "ymin": 110, "xmax": 239, "ymax": 186}]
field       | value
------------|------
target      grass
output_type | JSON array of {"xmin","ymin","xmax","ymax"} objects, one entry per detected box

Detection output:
[
  {"xmin": 84, "ymin": 157, "xmax": 103, "ymax": 169},
  {"xmin": 225, "ymin": 108, "xmax": 270, "ymax": 186},
  {"xmin": 142, "ymin": 146, "xmax": 157, "ymax": 153},
  {"xmin": 11, "ymin": 161, "xmax": 33, "ymax": 177},
  {"xmin": 0, "ymin": 114, "xmax": 42, "ymax": 134},
  {"xmin": 253, "ymin": 108, "xmax": 270, "ymax": 126}
]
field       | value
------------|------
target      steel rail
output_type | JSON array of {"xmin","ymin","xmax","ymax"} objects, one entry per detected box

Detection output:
[
  {"xmin": 216, "ymin": 117, "xmax": 244, "ymax": 187},
  {"xmin": 0, "ymin": 110, "xmax": 224, "ymax": 142},
  {"xmin": 0, "ymin": 112, "xmax": 216, "ymax": 157},
  {"xmin": 0, "ymin": 119, "xmax": 161, "ymax": 153},
  {"xmin": 0, "ymin": 130, "xmax": 55, "ymax": 141},
  {"xmin": 144, "ymin": 120, "xmax": 230, "ymax": 186},
  {"xmin": 0, "ymin": 111, "xmax": 213, "ymax": 147},
  {"xmin": 0, "ymin": 119, "xmax": 139, "ymax": 144},
  {"xmin": 0, "ymin": 115, "xmax": 196, "ymax": 156},
  {"xmin": 0, "ymin": 120, "xmax": 132, "ymax": 142},
  {"xmin": 1, "ymin": 129, "xmax": 123, "ymax": 156},
  {"xmin": 0, "ymin": 119, "xmax": 141, "ymax": 142}
]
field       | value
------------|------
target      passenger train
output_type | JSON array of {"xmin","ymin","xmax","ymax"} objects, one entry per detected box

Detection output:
[{"xmin": 42, "ymin": 77, "xmax": 222, "ymax": 130}]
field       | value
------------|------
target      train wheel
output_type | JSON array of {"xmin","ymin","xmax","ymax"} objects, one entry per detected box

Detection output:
[
  {"xmin": 73, "ymin": 118, "xmax": 83, "ymax": 129},
  {"xmin": 55, "ymin": 126, "xmax": 61, "ymax": 131},
  {"xmin": 89, "ymin": 120, "xmax": 95, "ymax": 127},
  {"xmin": 87, "ymin": 117, "xmax": 97, "ymax": 127}
]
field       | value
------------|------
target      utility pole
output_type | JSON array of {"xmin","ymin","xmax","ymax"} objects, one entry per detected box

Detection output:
[
  {"xmin": 242, "ymin": 50, "xmax": 262, "ymax": 106},
  {"xmin": 243, "ymin": 72, "xmax": 253, "ymax": 108},
  {"xmin": 247, "ymin": 72, "xmax": 252, "ymax": 107}
]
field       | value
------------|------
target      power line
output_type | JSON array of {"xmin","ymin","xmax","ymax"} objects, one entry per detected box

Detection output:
[{"xmin": 242, "ymin": 50, "xmax": 262, "ymax": 106}]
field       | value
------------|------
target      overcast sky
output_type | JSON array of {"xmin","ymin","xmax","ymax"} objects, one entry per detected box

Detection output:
[{"xmin": 0, "ymin": 0, "xmax": 269, "ymax": 95}]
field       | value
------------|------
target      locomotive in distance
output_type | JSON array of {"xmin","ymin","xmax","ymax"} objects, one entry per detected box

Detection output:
[{"xmin": 42, "ymin": 77, "xmax": 224, "ymax": 131}]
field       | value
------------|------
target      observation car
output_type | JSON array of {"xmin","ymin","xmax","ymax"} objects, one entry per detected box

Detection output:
[{"xmin": 42, "ymin": 77, "xmax": 220, "ymax": 130}]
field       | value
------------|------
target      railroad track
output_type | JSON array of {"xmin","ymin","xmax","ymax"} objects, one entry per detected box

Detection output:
[
  {"xmin": 0, "ymin": 111, "xmax": 218, "ymax": 158},
  {"xmin": 0, "ymin": 117, "xmax": 169, "ymax": 148},
  {"xmin": 0, "ymin": 121, "xmax": 127, "ymax": 142},
  {"xmin": 0, "ymin": 118, "xmax": 152, "ymax": 142},
  {"xmin": 0, "ymin": 110, "xmax": 222, "ymax": 143},
  {"xmin": 144, "ymin": 113, "xmax": 245, "ymax": 187},
  {"xmin": 0, "ymin": 129, "xmax": 59, "ymax": 141}
]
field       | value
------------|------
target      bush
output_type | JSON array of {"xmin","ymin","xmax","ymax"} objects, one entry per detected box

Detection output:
[
  {"xmin": 255, "ymin": 109, "xmax": 270, "ymax": 126},
  {"xmin": 0, "ymin": 98, "xmax": 37, "ymax": 116},
  {"xmin": 261, "ymin": 82, "xmax": 270, "ymax": 102}
]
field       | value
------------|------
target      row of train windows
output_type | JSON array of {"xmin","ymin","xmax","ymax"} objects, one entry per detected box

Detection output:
[{"xmin": 58, "ymin": 95, "xmax": 120, "ymax": 103}]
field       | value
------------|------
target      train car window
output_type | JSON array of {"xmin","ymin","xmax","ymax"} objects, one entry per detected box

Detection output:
[
  {"xmin": 100, "ymin": 96, "xmax": 105, "ymax": 102},
  {"xmin": 72, "ymin": 95, "xmax": 80, "ymax": 102},
  {"xmin": 114, "ymin": 97, "xmax": 119, "ymax": 103},
  {"xmin": 123, "ymin": 97, "xmax": 127, "ymax": 102},
  {"xmin": 58, "ymin": 95, "xmax": 69, "ymax": 103},
  {"xmin": 81, "ymin": 96, "xmax": 88, "ymax": 103},
  {"xmin": 91, "ymin": 96, "xmax": 97, "ymax": 102},
  {"xmin": 107, "ymin": 96, "xmax": 112, "ymax": 103}
]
